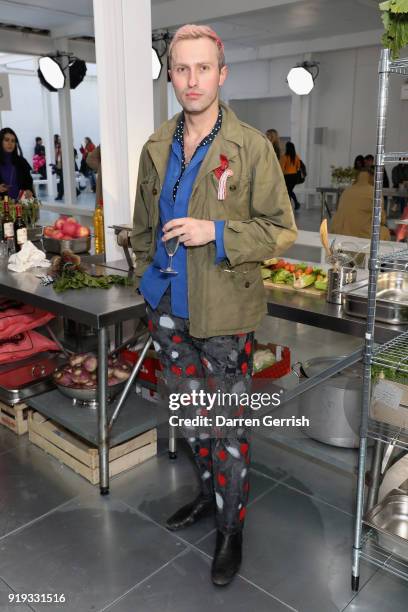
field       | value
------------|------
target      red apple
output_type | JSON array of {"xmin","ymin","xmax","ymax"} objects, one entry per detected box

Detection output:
[
  {"xmin": 66, "ymin": 216, "xmax": 78, "ymax": 225},
  {"xmin": 76, "ymin": 225, "xmax": 90, "ymax": 238},
  {"xmin": 43, "ymin": 226, "xmax": 54, "ymax": 237},
  {"xmin": 54, "ymin": 216, "xmax": 67, "ymax": 230},
  {"xmin": 62, "ymin": 221, "xmax": 77, "ymax": 237},
  {"xmin": 53, "ymin": 230, "xmax": 64, "ymax": 240}
]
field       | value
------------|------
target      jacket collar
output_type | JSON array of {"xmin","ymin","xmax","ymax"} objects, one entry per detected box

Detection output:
[{"xmin": 146, "ymin": 101, "xmax": 244, "ymax": 186}]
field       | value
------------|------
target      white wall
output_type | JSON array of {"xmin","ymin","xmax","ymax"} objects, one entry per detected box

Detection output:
[
  {"xmin": 229, "ymin": 96, "xmax": 291, "ymax": 137},
  {"xmin": 1, "ymin": 67, "xmax": 99, "ymax": 166}
]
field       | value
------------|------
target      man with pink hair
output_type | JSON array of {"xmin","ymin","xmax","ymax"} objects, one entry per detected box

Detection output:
[{"xmin": 131, "ymin": 24, "xmax": 296, "ymax": 586}]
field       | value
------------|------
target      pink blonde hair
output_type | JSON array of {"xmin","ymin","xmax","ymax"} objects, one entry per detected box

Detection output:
[{"xmin": 168, "ymin": 24, "xmax": 225, "ymax": 69}]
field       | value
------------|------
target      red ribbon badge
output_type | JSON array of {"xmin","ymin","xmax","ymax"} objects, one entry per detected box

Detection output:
[{"xmin": 213, "ymin": 154, "xmax": 229, "ymax": 180}]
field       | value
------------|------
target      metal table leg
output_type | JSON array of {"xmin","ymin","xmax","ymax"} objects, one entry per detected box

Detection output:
[
  {"xmin": 169, "ymin": 421, "xmax": 177, "ymax": 459},
  {"xmin": 114, "ymin": 322, "xmax": 123, "ymax": 347},
  {"xmin": 97, "ymin": 327, "xmax": 109, "ymax": 495}
]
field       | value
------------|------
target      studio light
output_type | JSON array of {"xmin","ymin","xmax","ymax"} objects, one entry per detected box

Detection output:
[
  {"xmin": 38, "ymin": 56, "xmax": 65, "ymax": 91},
  {"xmin": 287, "ymin": 61, "xmax": 319, "ymax": 95},
  {"xmin": 152, "ymin": 48, "xmax": 162, "ymax": 80},
  {"xmin": 37, "ymin": 54, "xmax": 87, "ymax": 92}
]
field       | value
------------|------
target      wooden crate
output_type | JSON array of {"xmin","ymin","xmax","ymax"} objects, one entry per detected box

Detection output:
[
  {"xmin": 28, "ymin": 411, "xmax": 157, "ymax": 485},
  {"xmin": 0, "ymin": 401, "xmax": 29, "ymax": 435}
]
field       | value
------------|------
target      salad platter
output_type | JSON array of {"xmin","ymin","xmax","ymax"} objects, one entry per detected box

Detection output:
[{"xmin": 262, "ymin": 258, "xmax": 328, "ymax": 296}]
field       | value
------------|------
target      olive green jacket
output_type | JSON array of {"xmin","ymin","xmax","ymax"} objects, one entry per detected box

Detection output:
[{"xmin": 130, "ymin": 102, "xmax": 297, "ymax": 338}]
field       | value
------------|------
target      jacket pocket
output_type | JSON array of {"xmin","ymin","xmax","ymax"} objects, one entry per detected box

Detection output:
[{"xmin": 209, "ymin": 174, "xmax": 251, "ymax": 219}]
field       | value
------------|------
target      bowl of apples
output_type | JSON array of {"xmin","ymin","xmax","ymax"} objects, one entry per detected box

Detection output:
[{"xmin": 43, "ymin": 216, "xmax": 91, "ymax": 254}]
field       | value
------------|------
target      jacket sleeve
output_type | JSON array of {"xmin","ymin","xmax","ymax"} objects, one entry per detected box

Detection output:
[
  {"xmin": 223, "ymin": 138, "xmax": 297, "ymax": 266},
  {"xmin": 20, "ymin": 158, "xmax": 35, "ymax": 194},
  {"xmin": 129, "ymin": 145, "xmax": 153, "ymax": 281}
]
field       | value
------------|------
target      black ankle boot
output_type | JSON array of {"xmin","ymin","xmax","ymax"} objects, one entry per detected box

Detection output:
[
  {"xmin": 166, "ymin": 494, "xmax": 214, "ymax": 531},
  {"xmin": 211, "ymin": 529, "xmax": 242, "ymax": 586}
]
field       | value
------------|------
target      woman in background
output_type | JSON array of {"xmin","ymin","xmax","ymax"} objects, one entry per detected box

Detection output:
[
  {"xmin": 0, "ymin": 128, "xmax": 34, "ymax": 199},
  {"xmin": 280, "ymin": 141, "xmax": 301, "ymax": 210},
  {"xmin": 266, "ymin": 128, "xmax": 281, "ymax": 160}
]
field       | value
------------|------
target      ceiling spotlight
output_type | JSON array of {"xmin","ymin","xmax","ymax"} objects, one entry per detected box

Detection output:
[
  {"xmin": 38, "ymin": 56, "xmax": 65, "ymax": 91},
  {"xmin": 37, "ymin": 54, "xmax": 87, "ymax": 91},
  {"xmin": 287, "ymin": 61, "xmax": 319, "ymax": 95},
  {"xmin": 152, "ymin": 48, "xmax": 162, "ymax": 80}
]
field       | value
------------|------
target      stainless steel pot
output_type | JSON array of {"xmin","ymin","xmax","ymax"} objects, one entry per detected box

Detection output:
[{"xmin": 295, "ymin": 355, "xmax": 362, "ymax": 448}]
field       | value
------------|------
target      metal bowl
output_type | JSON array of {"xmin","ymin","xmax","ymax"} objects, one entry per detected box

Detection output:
[
  {"xmin": 55, "ymin": 379, "xmax": 126, "ymax": 403},
  {"xmin": 43, "ymin": 236, "xmax": 91, "ymax": 254}
]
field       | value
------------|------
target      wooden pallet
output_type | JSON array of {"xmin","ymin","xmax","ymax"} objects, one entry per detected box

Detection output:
[
  {"xmin": 0, "ymin": 401, "xmax": 29, "ymax": 435},
  {"xmin": 28, "ymin": 411, "xmax": 157, "ymax": 485}
]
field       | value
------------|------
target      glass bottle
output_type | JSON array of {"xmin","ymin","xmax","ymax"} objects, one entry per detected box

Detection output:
[
  {"xmin": 93, "ymin": 199, "xmax": 105, "ymax": 255},
  {"xmin": 14, "ymin": 204, "xmax": 27, "ymax": 251},
  {"xmin": 2, "ymin": 196, "xmax": 15, "ymax": 254}
]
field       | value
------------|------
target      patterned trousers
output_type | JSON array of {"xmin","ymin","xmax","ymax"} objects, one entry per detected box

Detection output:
[{"xmin": 146, "ymin": 289, "xmax": 254, "ymax": 534}]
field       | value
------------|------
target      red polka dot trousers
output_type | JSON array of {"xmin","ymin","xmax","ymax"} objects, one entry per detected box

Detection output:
[{"xmin": 146, "ymin": 290, "xmax": 254, "ymax": 534}]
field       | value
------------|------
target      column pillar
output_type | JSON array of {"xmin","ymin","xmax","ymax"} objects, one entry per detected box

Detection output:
[
  {"xmin": 54, "ymin": 38, "xmax": 77, "ymax": 205},
  {"xmin": 93, "ymin": 0, "xmax": 154, "ymax": 261},
  {"xmin": 40, "ymin": 82, "xmax": 57, "ymax": 197}
]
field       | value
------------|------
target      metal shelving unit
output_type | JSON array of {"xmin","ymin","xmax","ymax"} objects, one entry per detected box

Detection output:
[{"xmin": 352, "ymin": 48, "xmax": 408, "ymax": 590}]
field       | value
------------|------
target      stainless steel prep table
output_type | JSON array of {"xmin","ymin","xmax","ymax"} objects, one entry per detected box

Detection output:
[{"xmin": 0, "ymin": 263, "xmax": 147, "ymax": 494}]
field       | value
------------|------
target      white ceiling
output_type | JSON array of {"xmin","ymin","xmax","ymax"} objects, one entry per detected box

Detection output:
[{"xmin": 0, "ymin": 0, "xmax": 383, "ymax": 56}]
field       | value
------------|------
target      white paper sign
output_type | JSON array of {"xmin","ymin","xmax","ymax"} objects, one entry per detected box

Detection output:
[
  {"xmin": 0, "ymin": 74, "xmax": 11, "ymax": 111},
  {"xmin": 373, "ymin": 380, "xmax": 403, "ymax": 410}
]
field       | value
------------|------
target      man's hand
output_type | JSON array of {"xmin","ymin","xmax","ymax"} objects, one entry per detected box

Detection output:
[
  {"xmin": 0, "ymin": 184, "xmax": 8, "ymax": 194},
  {"xmin": 162, "ymin": 217, "xmax": 215, "ymax": 247}
]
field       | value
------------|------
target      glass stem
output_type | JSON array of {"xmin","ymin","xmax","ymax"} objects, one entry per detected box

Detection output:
[{"xmin": 168, "ymin": 254, "xmax": 173, "ymax": 270}]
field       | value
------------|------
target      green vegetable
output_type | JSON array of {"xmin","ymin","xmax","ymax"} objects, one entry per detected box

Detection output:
[
  {"xmin": 53, "ymin": 269, "xmax": 131, "ymax": 293},
  {"xmin": 293, "ymin": 273, "xmax": 316, "ymax": 289},
  {"xmin": 271, "ymin": 269, "xmax": 292, "ymax": 283},
  {"xmin": 380, "ymin": 1, "xmax": 408, "ymax": 59},
  {"xmin": 371, "ymin": 364, "xmax": 408, "ymax": 386},
  {"xmin": 261, "ymin": 267, "xmax": 272, "ymax": 280},
  {"xmin": 314, "ymin": 279, "xmax": 328, "ymax": 291}
]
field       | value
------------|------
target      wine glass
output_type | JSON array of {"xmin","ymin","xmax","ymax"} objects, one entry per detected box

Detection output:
[{"xmin": 160, "ymin": 235, "xmax": 180, "ymax": 275}]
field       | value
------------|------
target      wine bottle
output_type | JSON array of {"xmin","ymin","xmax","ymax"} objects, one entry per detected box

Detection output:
[
  {"xmin": 2, "ymin": 196, "xmax": 15, "ymax": 253},
  {"xmin": 14, "ymin": 204, "xmax": 27, "ymax": 251}
]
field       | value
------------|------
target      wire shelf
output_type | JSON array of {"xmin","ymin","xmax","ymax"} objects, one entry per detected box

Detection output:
[
  {"xmin": 367, "ymin": 419, "xmax": 408, "ymax": 451},
  {"xmin": 389, "ymin": 58, "xmax": 408, "ymax": 76},
  {"xmin": 371, "ymin": 331, "xmax": 408, "ymax": 376},
  {"xmin": 379, "ymin": 248, "xmax": 408, "ymax": 270},
  {"xmin": 360, "ymin": 530, "xmax": 408, "ymax": 582},
  {"xmin": 382, "ymin": 153, "xmax": 408, "ymax": 164}
]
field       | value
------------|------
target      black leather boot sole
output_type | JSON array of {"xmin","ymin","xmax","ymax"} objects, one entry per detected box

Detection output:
[
  {"xmin": 166, "ymin": 494, "xmax": 214, "ymax": 531},
  {"xmin": 211, "ymin": 530, "xmax": 242, "ymax": 587}
]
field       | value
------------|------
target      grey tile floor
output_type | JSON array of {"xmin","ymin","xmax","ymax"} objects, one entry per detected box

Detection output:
[{"xmin": 0, "ymin": 316, "xmax": 406, "ymax": 612}]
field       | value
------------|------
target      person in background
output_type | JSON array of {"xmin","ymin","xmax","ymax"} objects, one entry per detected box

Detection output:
[
  {"xmin": 280, "ymin": 141, "xmax": 302, "ymax": 210},
  {"xmin": 353, "ymin": 155, "xmax": 364, "ymax": 171},
  {"xmin": 391, "ymin": 162, "xmax": 408, "ymax": 217},
  {"xmin": 265, "ymin": 128, "xmax": 281, "ymax": 160},
  {"xmin": 0, "ymin": 128, "xmax": 34, "ymax": 200},
  {"xmin": 80, "ymin": 137, "xmax": 96, "ymax": 192},
  {"xmin": 364, "ymin": 153, "xmax": 389, "ymax": 188},
  {"xmin": 53, "ymin": 136, "xmax": 80, "ymax": 201},
  {"xmin": 330, "ymin": 167, "xmax": 390, "ymax": 240},
  {"xmin": 86, "ymin": 145, "xmax": 102, "ymax": 207},
  {"xmin": 33, "ymin": 136, "xmax": 46, "ymax": 180}
]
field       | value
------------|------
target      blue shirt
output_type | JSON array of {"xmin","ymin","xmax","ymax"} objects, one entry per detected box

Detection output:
[{"xmin": 140, "ymin": 109, "xmax": 227, "ymax": 318}]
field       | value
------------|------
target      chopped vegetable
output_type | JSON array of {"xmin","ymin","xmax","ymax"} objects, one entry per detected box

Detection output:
[
  {"xmin": 253, "ymin": 349, "xmax": 276, "ymax": 373},
  {"xmin": 314, "ymin": 278, "xmax": 328, "ymax": 291},
  {"xmin": 261, "ymin": 267, "xmax": 272, "ymax": 280},
  {"xmin": 293, "ymin": 273, "xmax": 317, "ymax": 289}
]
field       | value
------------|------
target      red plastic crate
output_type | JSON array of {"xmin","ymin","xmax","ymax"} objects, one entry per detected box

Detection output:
[
  {"xmin": 252, "ymin": 342, "xmax": 291, "ymax": 379},
  {"xmin": 120, "ymin": 348, "xmax": 162, "ymax": 386}
]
